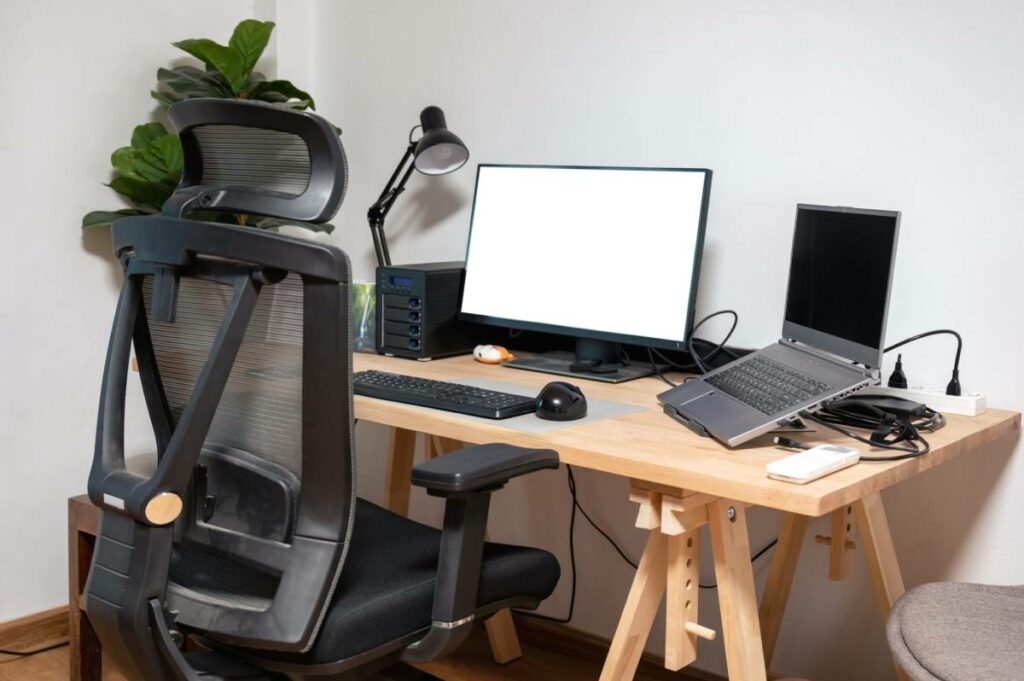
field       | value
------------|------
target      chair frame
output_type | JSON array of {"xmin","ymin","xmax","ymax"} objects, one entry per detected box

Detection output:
[{"xmin": 84, "ymin": 99, "xmax": 559, "ymax": 681}]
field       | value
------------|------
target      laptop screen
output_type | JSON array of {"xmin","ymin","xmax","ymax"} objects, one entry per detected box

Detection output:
[{"xmin": 782, "ymin": 205, "xmax": 900, "ymax": 369}]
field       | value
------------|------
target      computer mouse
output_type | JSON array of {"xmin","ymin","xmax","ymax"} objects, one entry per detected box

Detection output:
[{"xmin": 536, "ymin": 381, "xmax": 588, "ymax": 421}]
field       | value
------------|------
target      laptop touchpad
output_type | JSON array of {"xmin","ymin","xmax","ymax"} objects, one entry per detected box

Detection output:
[{"xmin": 684, "ymin": 391, "xmax": 762, "ymax": 434}]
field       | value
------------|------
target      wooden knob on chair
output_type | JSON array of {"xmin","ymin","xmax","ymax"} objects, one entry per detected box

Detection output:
[{"xmin": 145, "ymin": 492, "xmax": 183, "ymax": 526}]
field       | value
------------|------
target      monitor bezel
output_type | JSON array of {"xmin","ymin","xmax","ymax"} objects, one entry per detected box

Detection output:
[
  {"xmin": 781, "ymin": 204, "xmax": 901, "ymax": 370},
  {"xmin": 458, "ymin": 163, "xmax": 712, "ymax": 352}
]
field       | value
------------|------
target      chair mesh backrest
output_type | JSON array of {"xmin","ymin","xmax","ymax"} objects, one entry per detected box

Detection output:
[
  {"xmin": 142, "ymin": 273, "xmax": 305, "ymax": 476},
  {"xmin": 192, "ymin": 125, "xmax": 312, "ymax": 197},
  {"xmin": 135, "ymin": 258, "xmax": 354, "ymax": 649},
  {"xmin": 168, "ymin": 98, "xmax": 348, "ymax": 224}
]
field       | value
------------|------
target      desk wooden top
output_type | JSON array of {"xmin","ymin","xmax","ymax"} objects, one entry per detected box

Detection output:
[{"xmin": 353, "ymin": 353, "xmax": 1019, "ymax": 516}]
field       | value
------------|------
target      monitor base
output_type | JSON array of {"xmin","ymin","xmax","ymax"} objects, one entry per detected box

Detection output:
[{"xmin": 504, "ymin": 351, "xmax": 655, "ymax": 384}]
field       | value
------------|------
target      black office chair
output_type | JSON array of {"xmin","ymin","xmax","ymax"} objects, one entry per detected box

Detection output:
[{"xmin": 84, "ymin": 98, "xmax": 560, "ymax": 681}]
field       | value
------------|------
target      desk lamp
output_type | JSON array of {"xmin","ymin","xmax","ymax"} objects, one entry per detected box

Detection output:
[{"xmin": 367, "ymin": 106, "xmax": 469, "ymax": 266}]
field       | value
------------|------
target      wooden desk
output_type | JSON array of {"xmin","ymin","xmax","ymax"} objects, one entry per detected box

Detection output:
[{"xmin": 354, "ymin": 352, "xmax": 1019, "ymax": 681}]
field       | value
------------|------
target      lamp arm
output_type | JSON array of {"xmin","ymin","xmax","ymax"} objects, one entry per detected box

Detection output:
[
  {"xmin": 374, "ymin": 143, "xmax": 416, "ymax": 206},
  {"xmin": 368, "ymin": 143, "xmax": 417, "ymax": 267}
]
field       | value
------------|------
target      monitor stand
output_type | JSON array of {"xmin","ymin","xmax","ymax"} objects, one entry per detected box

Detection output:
[{"xmin": 504, "ymin": 338, "xmax": 655, "ymax": 384}]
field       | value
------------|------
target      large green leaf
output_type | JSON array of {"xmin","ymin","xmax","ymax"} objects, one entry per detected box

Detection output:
[
  {"xmin": 135, "ymin": 135, "xmax": 183, "ymax": 183},
  {"xmin": 156, "ymin": 66, "xmax": 233, "ymax": 98},
  {"xmin": 81, "ymin": 209, "xmax": 151, "ymax": 230},
  {"xmin": 108, "ymin": 176, "xmax": 176, "ymax": 211},
  {"xmin": 111, "ymin": 124, "xmax": 182, "ymax": 185},
  {"xmin": 229, "ymin": 20, "xmax": 275, "ymax": 78},
  {"xmin": 250, "ymin": 79, "xmax": 316, "ymax": 110},
  {"xmin": 150, "ymin": 89, "xmax": 180, "ymax": 107},
  {"xmin": 172, "ymin": 38, "xmax": 245, "ymax": 93},
  {"xmin": 111, "ymin": 147, "xmax": 143, "ymax": 181},
  {"xmin": 131, "ymin": 122, "xmax": 168, "ymax": 148}
]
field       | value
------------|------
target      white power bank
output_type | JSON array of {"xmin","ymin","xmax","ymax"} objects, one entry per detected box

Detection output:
[{"xmin": 766, "ymin": 445, "xmax": 860, "ymax": 484}]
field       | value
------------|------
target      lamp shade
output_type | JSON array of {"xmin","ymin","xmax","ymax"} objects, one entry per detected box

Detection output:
[{"xmin": 413, "ymin": 106, "xmax": 469, "ymax": 175}]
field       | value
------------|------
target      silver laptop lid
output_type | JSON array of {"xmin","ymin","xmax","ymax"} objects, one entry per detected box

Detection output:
[{"xmin": 781, "ymin": 204, "xmax": 900, "ymax": 370}]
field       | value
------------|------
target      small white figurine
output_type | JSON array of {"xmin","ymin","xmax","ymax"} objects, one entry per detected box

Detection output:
[{"xmin": 473, "ymin": 344, "xmax": 514, "ymax": 364}]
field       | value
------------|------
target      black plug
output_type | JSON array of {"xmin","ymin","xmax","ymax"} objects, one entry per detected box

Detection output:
[
  {"xmin": 946, "ymin": 368, "xmax": 961, "ymax": 396},
  {"xmin": 887, "ymin": 353, "xmax": 908, "ymax": 389}
]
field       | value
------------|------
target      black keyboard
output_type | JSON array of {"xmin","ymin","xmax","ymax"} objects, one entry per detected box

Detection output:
[
  {"xmin": 705, "ymin": 355, "xmax": 831, "ymax": 416},
  {"xmin": 354, "ymin": 370, "xmax": 538, "ymax": 419}
]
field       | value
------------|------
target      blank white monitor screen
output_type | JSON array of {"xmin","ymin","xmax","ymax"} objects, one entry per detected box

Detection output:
[{"xmin": 460, "ymin": 165, "xmax": 711, "ymax": 349}]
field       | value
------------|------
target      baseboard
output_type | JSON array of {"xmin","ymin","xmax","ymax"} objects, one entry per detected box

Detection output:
[{"xmin": 0, "ymin": 606, "xmax": 69, "ymax": 653}]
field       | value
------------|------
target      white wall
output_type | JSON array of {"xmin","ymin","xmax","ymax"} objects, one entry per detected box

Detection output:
[
  {"xmin": 306, "ymin": 2, "xmax": 1024, "ymax": 679},
  {"xmin": 0, "ymin": 0, "xmax": 259, "ymax": 621}
]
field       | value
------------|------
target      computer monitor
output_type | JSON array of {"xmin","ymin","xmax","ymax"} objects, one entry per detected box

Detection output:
[{"xmin": 460, "ymin": 164, "xmax": 712, "ymax": 382}]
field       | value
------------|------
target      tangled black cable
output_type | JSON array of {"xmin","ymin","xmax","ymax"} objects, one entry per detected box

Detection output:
[
  {"xmin": 687, "ymin": 310, "xmax": 739, "ymax": 374},
  {"xmin": 517, "ymin": 465, "xmax": 652, "ymax": 623},
  {"xmin": 801, "ymin": 402, "xmax": 935, "ymax": 461},
  {"xmin": 649, "ymin": 309, "xmax": 740, "ymax": 387}
]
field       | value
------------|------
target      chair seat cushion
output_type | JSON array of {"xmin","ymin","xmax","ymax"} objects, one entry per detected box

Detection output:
[
  {"xmin": 262, "ymin": 498, "xmax": 559, "ymax": 665},
  {"xmin": 887, "ymin": 582, "xmax": 1024, "ymax": 681}
]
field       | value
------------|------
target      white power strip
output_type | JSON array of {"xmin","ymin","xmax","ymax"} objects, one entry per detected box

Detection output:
[{"xmin": 859, "ymin": 385, "xmax": 987, "ymax": 417}]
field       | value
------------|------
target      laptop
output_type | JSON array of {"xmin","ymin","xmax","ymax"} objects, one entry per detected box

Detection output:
[{"xmin": 658, "ymin": 204, "xmax": 900, "ymax": 447}]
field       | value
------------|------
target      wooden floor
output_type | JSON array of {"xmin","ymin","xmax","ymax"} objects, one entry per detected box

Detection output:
[{"xmin": 0, "ymin": 619, "xmax": 712, "ymax": 681}]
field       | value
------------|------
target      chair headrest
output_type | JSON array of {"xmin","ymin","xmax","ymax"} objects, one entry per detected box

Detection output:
[{"xmin": 163, "ymin": 99, "xmax": 347, "ymax": 224}]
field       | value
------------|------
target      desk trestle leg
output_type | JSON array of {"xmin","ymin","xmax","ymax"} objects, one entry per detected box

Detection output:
[
  {"xmin": 813, "ymin": 505, "xmax": 857, "ymax": 581},
  {"xmin": 601, "ymin": 486, "xmax": 748, "ymax": 681},
  {"xmin": 853, "ymin": 493, "xmax": 910, "ymax": 681},
  {"xmin": 758, "ymin": 512, "xmax": 808, "ymax": 668},
  {"xmin": 384, "ymin": 427, "xmax": 418, "ymax": 516},
  {"xmin": 599, "ymin": 525, "xmax": 669, "ymax": 681},
  {"xmin": 663, "ymin": 493, "xmax": 715, "ymax": 670},
  {"xmin": 708, "ymin": 499, "xmax": 768, "ymax": 681}
]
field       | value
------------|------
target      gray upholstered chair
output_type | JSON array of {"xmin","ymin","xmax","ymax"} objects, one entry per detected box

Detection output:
[{"xmin": 887, "ymin": 583, "xmax": 1024, "ymax": 680}]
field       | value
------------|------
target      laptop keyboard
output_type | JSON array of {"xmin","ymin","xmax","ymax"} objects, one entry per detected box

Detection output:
[{"xmin": 705, "ymin": 355, "xmax": 831, "ymax": 416}]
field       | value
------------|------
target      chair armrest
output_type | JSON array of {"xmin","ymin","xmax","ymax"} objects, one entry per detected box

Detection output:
[
  {"xmin": 411, "ymin": 443, "xmax": 559, "ymax": 494},
  {"xmin": 401, "ymin": 443, "xmax": 558, "ymax": 663}
]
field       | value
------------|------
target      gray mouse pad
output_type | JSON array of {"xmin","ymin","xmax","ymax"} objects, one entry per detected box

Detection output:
[{"xmin": 450, "ymin": 377, "xmax": 647, "ymax": 433}]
